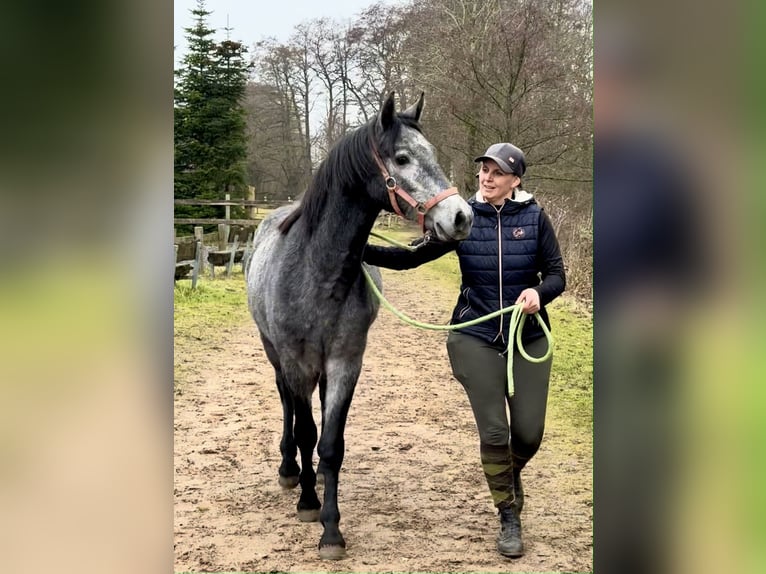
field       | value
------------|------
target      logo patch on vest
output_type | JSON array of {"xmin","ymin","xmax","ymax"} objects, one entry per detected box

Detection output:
[{"xmin": 512, "ymin": 227, "xmax": 525, "ymax": 239}]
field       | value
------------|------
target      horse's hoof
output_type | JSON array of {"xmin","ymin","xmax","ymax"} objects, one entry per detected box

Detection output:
[
  {"xmin": 319, "ymin": 544, "xmax": 346, "ymax": 560},
  {"xmin": 278, "ymin": 475, "xmax": 300, "ymax": 489},
  {"xmin": 297, "ymin": 508, "xmax": 320, "ymax": 522}
]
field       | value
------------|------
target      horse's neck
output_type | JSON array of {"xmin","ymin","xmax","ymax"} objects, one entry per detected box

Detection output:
[
  {"xmin": 301, "ymin": 193, "xmax": 378, "ymax": 293},
  {"xmin": 308, "ymin": 194, "xmax": 377, "ymax": 261}
]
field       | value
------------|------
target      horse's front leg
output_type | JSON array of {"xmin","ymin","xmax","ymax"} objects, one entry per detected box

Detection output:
[
  {"xmin": 316, "ymin": 360, "xmax": 360, "ymax": 560},
  {"xmin": 316, "ymin": 374, "xmax": 330, "ymax": 483},
  {"xmin": 293, "ymin": 395, "xmax": 321, "ymax": 521}
]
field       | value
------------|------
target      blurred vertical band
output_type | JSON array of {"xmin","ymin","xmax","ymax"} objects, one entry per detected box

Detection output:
[
  {"xmin": 0, "ymin": 2, "xmax": 172, "ymax": 574},
  {"xmin": 596, "ymin": 1, "xmax": 764, "ymax": 573}
]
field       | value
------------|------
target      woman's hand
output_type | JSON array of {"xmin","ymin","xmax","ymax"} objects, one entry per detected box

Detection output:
[{"xmin": 515, "ymin": 288, "xmax": 541, "ymax": 315}]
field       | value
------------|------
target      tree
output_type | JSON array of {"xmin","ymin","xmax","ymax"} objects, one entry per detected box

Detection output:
[
  {"xmin": 248, "ymin": 38, "xmax": 311, "ymax": 199},
  {"xmin": 239, "ymin": 0, "xmax": 592, "ymax": 298},
  {"xmin": 174, "ymin": 0, "xmax": 251, "ymax": 229},
  {"xmin": 345, "ymin": 3, "xmax": 411, "ymax": 119},
  {"xmin": 242, "ymin": 81, "xmax": 307, "ymax": 202},
  {"xmin": 307, "ymin": 19, "xmax": 344, "ymax": 155}
]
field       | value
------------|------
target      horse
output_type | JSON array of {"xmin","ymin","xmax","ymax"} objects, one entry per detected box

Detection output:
[{"xmin": 245, "ymin": 91, "xmax": 473, "ymax": 560}]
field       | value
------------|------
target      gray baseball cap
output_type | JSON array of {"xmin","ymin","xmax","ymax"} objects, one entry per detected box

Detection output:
[{"xmin": 474, "ymin": 142, "xmax": 526, "ymax": 176}]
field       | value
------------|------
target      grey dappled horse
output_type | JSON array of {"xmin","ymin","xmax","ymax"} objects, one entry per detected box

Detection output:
[{"xmin": 246, "ymin": 92, "xmax": 473, "ymax": 560}]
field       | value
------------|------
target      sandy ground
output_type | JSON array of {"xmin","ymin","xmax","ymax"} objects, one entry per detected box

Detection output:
[{"xmin": 174, "ymin": 268, "xmax": 592, "ymax": 572}]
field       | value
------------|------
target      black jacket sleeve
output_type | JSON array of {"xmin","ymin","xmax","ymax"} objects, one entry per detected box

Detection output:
[
  {"xmin": 535, "ymin": 210, "xmax": 566, "ymax": 306},
  {"xmin": 362, "ymin": 237, "xmax": 457, "ymax": 270}
]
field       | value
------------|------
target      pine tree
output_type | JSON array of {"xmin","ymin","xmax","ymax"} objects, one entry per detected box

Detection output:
[{"xmin": 174, "ymin": 0, "xmax": 251, "ymax": 229}]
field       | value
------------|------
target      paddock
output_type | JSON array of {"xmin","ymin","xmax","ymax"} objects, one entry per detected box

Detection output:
[{"xmin": 173, "ymin": 261, "xmax": 592, "ymax": 572}]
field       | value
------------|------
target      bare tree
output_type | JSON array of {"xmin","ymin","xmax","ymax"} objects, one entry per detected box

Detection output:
[
  {"xmin": 333, "ymin": 24, "xmax": 358, "ymax": 136},
  {"xmin": 251, "ymin": 40, "xmax": 313, "ymax": 198},
  {"xmin": 345, "ymin": 3, "xmax": 412, "ymax": 118},
  {"xmin": 395, "ymin": 0, "xmax": 592, "ymax": 195},
  {"xmin": 243, "ymin": 0, "xmax": 592, "ymax": 297},
  {"xmin": 306, "ymin": 19, "xmax": 345, "ymax": 155},
  {"xmin": 287, "ymin": 24, "xmax": 317, "ymax": 175}
]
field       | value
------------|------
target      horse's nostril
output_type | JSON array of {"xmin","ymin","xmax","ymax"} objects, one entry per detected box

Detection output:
[{"xmin": 455, "ymin": 210, "xmax": 467, "ymax": 229}]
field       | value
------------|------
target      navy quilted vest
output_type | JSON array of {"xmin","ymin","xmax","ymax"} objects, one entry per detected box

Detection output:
[{"xmin": 450, "ymin": 197, "xmax": 549, "ymax": 346}]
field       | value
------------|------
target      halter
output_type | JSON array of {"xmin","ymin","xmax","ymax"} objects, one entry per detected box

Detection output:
[{"xmin": 370, "ymin": 140, "xmax": 459, "ymax": 232}]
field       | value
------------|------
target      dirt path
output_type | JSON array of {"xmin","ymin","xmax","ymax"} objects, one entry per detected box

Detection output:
[{"xmin": 174, "ymin": 269, "xmax": 592, "ymax": 572}]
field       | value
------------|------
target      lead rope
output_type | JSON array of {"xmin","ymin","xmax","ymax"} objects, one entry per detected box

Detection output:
[{"xmin": 362, "ymin": 232, "xmax": 553, "ymax": 396}]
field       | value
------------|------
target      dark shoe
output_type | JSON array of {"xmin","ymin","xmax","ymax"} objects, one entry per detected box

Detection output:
[{"xmin": 496, "ymin": 504, "xmax": 523, "ymax": 558}]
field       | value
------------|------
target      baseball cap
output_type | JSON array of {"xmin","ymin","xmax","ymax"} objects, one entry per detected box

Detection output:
[{"xmin": 474, "ymin": 142, "xmax": 526, "ymax": 176}]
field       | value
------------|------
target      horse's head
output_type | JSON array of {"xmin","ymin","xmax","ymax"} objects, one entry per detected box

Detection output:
[{"xmin": 371, "ymin": 92, "xmax": 473, "ymax": 241}]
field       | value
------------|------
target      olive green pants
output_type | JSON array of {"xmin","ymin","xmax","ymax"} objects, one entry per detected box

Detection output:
[{"xmin": 446, "ymin": 331, "xmax": 552, "ymax": 506}]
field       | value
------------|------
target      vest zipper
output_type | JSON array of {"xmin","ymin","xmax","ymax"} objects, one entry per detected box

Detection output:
[{"xmin": 495, "ymin": 205, "xmax": 505, "ymax": 344}]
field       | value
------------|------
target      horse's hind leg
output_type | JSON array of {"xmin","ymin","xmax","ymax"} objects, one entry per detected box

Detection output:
[
  {"xmin": 293, "ymin": 395, "xmax": 321, "ymax": 522},
  {"xmin": 260, "ymin": 334, "xmax": 300, "ymax": 488},
  {"xmin": 275, "ymin": 374, "xmax": 301, "ymax": 488}
]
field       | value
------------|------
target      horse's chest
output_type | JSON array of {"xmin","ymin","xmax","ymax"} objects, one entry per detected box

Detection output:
[{"xmin": 281, "ymin": 305, "xmax": 360, "ymax": 340}]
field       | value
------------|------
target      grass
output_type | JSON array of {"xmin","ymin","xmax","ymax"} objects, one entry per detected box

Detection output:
[
  {"xmin": 174, "ymin": 271, "xmax": 251, "ymax": 394},
  {"xmin": 174, "ymin": 272, "xmax": 249, "ymax": 333},
  {"xmin": 547, "ymin": 300, "xmax": 593, "ymax": 431}
]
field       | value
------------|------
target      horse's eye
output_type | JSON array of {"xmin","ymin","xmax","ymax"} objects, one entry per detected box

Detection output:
[{"xmin": 395, "ymin": 155, "xmax": 409, "ymax": 166}]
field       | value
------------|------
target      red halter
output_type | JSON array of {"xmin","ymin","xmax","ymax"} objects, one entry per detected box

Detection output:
[{"xmin": 370, "ymin": 142, "xmax": 459, "ymax": 232}]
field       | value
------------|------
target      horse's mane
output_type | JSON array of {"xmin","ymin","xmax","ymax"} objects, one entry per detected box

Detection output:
[{"xmin": 278, "ymin": 115, "xmax": 423, "ymax": 236}]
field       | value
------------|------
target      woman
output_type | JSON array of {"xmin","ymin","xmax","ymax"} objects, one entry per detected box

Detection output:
[{"xmin": 363, "ymin": 142, "xmax": 566, "ymax": 558}]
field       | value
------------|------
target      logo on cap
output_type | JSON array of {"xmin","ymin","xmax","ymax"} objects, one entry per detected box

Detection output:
[
  {"xmin": 512, "ymin": 227, "xmax": 525, "ymax": 239},
  {"xmin": 508, "ymin": 156, "xmax": 515, "ymax": 163}
]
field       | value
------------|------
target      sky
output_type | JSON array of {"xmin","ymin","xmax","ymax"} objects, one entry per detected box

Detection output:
[{"xmin": 174, "ymin": 0, "xmax": 405, "ymax": 66}]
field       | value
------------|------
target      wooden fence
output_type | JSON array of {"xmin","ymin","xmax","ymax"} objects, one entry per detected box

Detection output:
[
  {"xmin": 173, "ymin": 194, "xmax": 405, "ymax": 287},
  {"xmin": 173, "ymin": 195, "xmax": 291, "ymax": 287},
  {"xmin": 173, "ymin": 193, "xmax": 293, "ymax": 226}
]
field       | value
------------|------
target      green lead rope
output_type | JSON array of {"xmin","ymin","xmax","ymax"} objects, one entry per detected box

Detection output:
[{"xmin": 361, "ymin": 264, "xmax": 554, "ymax": 397}]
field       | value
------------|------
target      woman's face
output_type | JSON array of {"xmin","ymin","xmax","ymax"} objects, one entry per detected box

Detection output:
[{"xmin": 478, "ymin": 160, "xmax": 520, "ymax": 206}]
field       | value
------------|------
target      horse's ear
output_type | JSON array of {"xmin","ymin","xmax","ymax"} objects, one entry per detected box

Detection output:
[
  {"xmin": 377, "ymin": 91, "xmax": 396, "ymax": 131},
  {"xmin": 401, "ymin": 91, "xmax": 425, "ymax": 122}
]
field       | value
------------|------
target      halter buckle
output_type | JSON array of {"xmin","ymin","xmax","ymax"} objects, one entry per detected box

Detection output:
[{"xmin": 385, "ymin": 176, "xmax": 397, "ymax": 190}]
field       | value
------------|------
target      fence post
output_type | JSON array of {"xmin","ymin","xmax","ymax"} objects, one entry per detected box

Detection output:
[
  {"xmin": 242, "ymin": 232, "xmax": 253, "ymax": 274},
  {"xmin": 191, "ymin": 241, "xmax": 201, "ymax": 289},
  {"xmin": 191, "ymin": 226, "xmax": 204, "ymax": 289},
  {"xmin": 217, "ymin": 223, "xmax": 227, "ymax": 251},
  {"xmin": 203, "ymin": 244, "xmax": 214, "ymax": 279},
  {"xmin": 226, "ymin": 236, "xmax": 240, "ymax": 277},
  {"xmin": 247, "ymin": 186, "xmax": 256, "ymax": 218},
  {"xmin": 224, "ymin": 193, "xmax": 231, "ymax": 245}
]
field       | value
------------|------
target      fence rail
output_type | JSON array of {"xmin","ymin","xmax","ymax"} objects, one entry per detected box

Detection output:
[
  {"xmin": 174, "ymin": 218, "xmax": 262, "ymax": 226},
  {"xmin": 174, "ymin": 199, "xmax": 265, "ymax": 206},
  {"xmin": 173, "ymin": 196, "xmax": 294, "ymax": 227}
]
